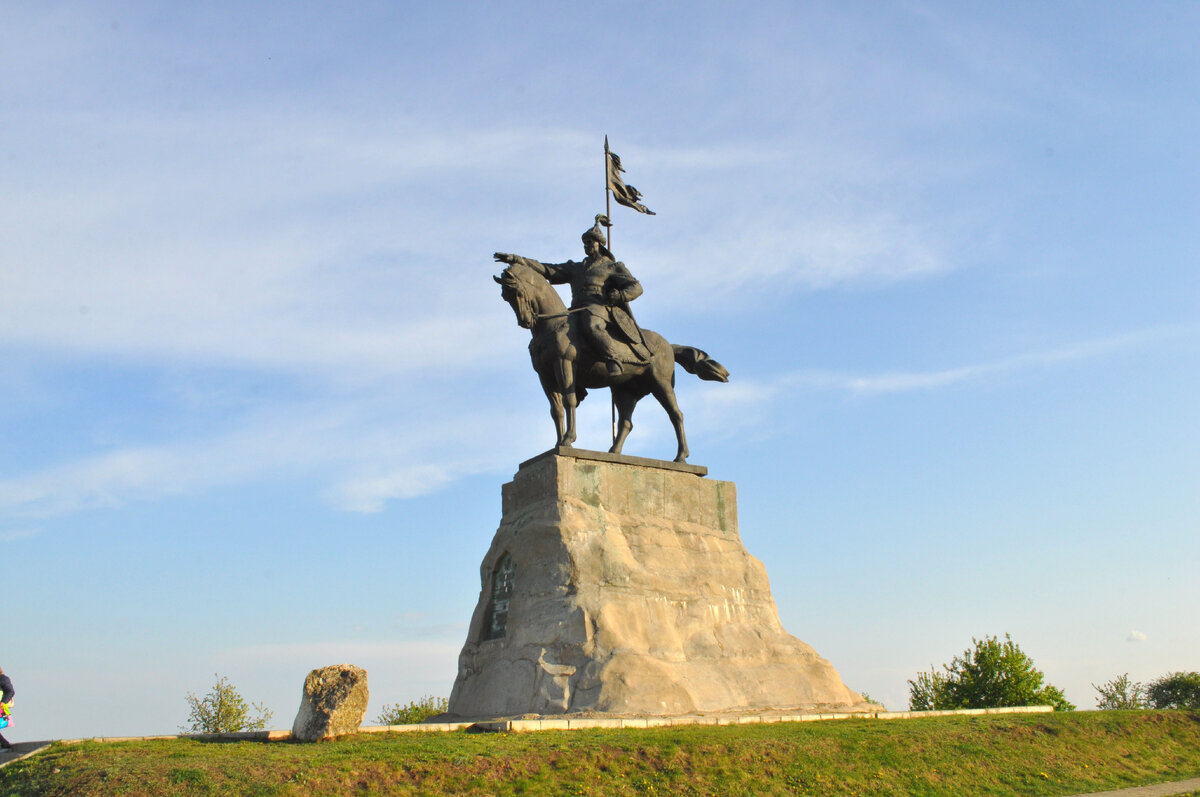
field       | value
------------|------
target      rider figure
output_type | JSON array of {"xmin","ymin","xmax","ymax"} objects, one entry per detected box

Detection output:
[{"xmin": 495, "ymin": 214, "xmax": 647, "ymax": 376}]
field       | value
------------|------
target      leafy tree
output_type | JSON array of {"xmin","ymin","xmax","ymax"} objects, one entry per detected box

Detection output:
[
  {"xmin": 1092, "ymin": 673, "xmax": 1147, "ymax": 710},
  {"xmin": 376, "ymin": 695, "xmax": 448, "ymax": 725},
  {"xmin": 1146, "ymin": 671, "xmax": 1200, "ymax": 709},
  {"xmin": 907, "ymin": 634, "xmax": 1075, "ymax": 712},
  {"xmin": 908, "ymin": 670, "xmax": 947, "ymax": 712},
  {"xmin": 181, "ymin": 674, "xmax": 274, "ymax": 734}
]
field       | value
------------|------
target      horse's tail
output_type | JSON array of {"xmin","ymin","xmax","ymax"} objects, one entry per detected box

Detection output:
[{"xmin": 672, "ymin": 345, "xmax": 729, "ymax": 382}]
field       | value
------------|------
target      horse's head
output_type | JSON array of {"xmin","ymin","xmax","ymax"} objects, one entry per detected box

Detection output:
[{"xmin": 494, "ymin": 265, "xmax": 537, "ymax": 329}]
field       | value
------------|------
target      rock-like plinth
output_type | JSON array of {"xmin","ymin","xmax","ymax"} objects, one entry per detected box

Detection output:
[{"xmin": 447, "ymin": 449, "xmax": 870, "ymax": 719}]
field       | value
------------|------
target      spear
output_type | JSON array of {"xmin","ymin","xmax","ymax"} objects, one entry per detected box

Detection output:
[
  {"xmin": 605, "ymin": 137, "xmax": 615, "ymax": 443},
  {"xmin": 604, "ymin": 136, "xmax": 613, "ymax": 250},
  {"xmin": 601, "ymin": 137, "xmax": 656, "ymax": 445}
]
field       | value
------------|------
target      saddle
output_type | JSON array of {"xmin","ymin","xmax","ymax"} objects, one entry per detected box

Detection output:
[
  {"xmin": 607, "ymin": 306, "xmax": 650, "ymax": 363},
  {"xmin": 566, "ymin": 307, "xmax": 650, "ymax": 367}
]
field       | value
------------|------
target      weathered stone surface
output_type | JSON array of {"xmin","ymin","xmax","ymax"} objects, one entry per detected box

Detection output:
[
  {"xmin": 291, "ymin": 664, "xmax": 369, "ymax": 742},
  {"xmin": 447, "ymin": 451, "xmax": 875, "ymax": 720}
]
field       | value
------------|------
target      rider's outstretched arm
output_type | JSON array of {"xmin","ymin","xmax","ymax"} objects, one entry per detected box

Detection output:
[
  {"xmin": 519, "ymin": 256, "xmax": 578, "ymax": 285},
  {"xmin": 494, "ymin": 252, "xmax": 580, "ymax": 285}
]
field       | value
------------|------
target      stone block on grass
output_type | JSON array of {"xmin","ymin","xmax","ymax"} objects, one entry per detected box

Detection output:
[{"xmin": 291, "ymin": 664, "xmax": 369, "ymax": 742}]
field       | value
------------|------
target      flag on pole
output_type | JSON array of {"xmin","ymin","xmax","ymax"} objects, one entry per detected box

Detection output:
[{"xmin": 605, "ymin": 138, "xmax": 655, "ymax": 216}]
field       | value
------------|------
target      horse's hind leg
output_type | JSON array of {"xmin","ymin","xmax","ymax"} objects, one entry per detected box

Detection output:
[
  {"xmin": 609, "ymin": 389, "xmax": 638, "ymax": 455},
  {"xmin": 651, "ymin": 382, "xmax": 689, "ymax": 463}
]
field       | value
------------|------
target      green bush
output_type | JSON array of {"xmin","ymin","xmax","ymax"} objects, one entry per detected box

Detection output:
[
  {"xmin": 1093, "ymin": 673, "xmax": 1147, "ymax": 710},
  {"xmin": 1146, "ymin": 671, "xmax": 1200, "ymax": 709},
  {"xmin": 180, "ymin": 674, "xmax": 273, "ymax": 734},
  {"xmin": 908, "ymin": 634, "xmax": 1075, "ymax": 712},
  {"xmin": 376, "ymin": 695, "xmax": 448, "ymax": 725}
]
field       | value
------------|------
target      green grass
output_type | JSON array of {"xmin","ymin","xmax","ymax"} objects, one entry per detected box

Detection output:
[{"xmin": 2, "ymin": 711, "xmax": 1198, "ymax": 796}]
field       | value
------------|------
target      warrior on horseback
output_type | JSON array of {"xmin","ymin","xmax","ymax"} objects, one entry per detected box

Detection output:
[
  {"xmin": 494, "ymin": 214, "xmax": 649, "ymax": 377},
  {"xmin": 493, "ymin": 215, "xmax": 728, "ymax": 463}
]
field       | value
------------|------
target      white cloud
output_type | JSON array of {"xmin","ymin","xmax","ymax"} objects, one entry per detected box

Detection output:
[
  {"xmin": 327, "ymin": 465, "xmax": 458, "ymax": 513},
  {"xmin": 674, "ymin": 326, "xmax": 1195, "ymax": 437},
  {"xmin": 790, "ymin": 326, "xmax": 1190, "ymax": 397},
  {"xmin": 1, "ymin": 97, "xmax": 974, "ymax": 382},
  {"xmin": 1, "ymin": 326, "xmax": 1183, "ymax": 524},
  {"xmin": 646, "ymin": 212, "xmax": 945, "ymax": 302},
  {"xmin": 1127, "ymin": 630, "xmax": 1148, "ymax": 643},
  {"xmin": 0, "ymin": 108, "xmax": 594, "ymax": 377},
  {"xmin": 0, "ymin": 388, "xmax": 546, "ymax": 520},
  {"xmin": 0, "ymin": 527, "xmax": 44, "ymax": 543}
]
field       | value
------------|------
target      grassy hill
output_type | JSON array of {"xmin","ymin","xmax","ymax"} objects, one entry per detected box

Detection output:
[{"xmin": 2, "ymin": 710, "xmax": 1198, "ymax": 796}]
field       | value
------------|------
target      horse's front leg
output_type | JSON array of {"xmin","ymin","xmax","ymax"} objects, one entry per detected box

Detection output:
[
  {"xmin": 557, "ymin": 356, "xmax": 578, "ymax": 447},
  {"xmin": 540, "ymin": 373, "xmax": 567, "ymax": 446}
]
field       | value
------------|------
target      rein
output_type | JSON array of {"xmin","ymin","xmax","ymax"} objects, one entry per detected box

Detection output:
[
  {"xmin": 533, "ymin": 306, "xmax": 589, "ymax": 322},
  {"xmin": 505, "ymin": 262, "xmax": 579, "ymax": 325}
]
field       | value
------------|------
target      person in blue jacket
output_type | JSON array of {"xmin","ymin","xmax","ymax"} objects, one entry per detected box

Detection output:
[{"xmin": 0, "ymin": 666, "xmax": 14, "ymax": 750}]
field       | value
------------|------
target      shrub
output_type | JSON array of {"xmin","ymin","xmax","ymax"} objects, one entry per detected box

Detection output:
[
  {"xmin": 908, "ymin": 634, "xmax": 1075, "ymax": 712},
  {"xmin": 376, "ymin": 695, "xmax": 448, "ymax": 725},
  {"xmin": 181, "ymin": 674, "xmax": 274, "ymax": 734},
  {"xmin": 908, "ymin": 670, "xmax": 947, "ymax": 712},
  {"xmin": 1146, "ymin": 672, "xmax": 1200, "ymax": 709},
  {"xmin": 1093, "ymin": 673, "xmax": 1147, "ymax": 710}
]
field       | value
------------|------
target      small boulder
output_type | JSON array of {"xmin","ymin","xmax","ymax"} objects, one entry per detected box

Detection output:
[{"xmin": 291, "ymin": 664, "xmax": 369, "ymax": 742}]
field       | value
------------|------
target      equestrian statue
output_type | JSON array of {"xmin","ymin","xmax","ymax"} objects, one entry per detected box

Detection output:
[{"xmin": 494, "ymin": 214, "xmax": 728, "ymax": 463}]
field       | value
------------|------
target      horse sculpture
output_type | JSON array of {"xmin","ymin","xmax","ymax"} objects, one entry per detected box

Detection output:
[{"xmin": 495, "ymin": 260, "xmax": 728, "ymax": 463}]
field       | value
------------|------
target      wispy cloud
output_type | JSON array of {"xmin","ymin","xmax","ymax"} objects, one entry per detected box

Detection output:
[
  {"xmin": 3, "ymin": 326, "xmax": 1180, "ymax": 523},
  {"xmin": 789, "ymin": 326, "xmax": 1190, "ymax": 397},
  {"xmin": 1, "ymin": 101, "xmax": 607, "ymax": 378},
  {"xmin": 678, "ymin": 326, "xmax": 1193, "ymax": 437},
  {"xmin": 643, "ymin": 211, "xmax": 945, "ymax": 304},
  {"xmin": 0, "ymin": 528, "xmax": 44, "ymax": 543},
  {"xmin": 325, "ymin": 464, "xmax": 458, "ymax": 513},
  {"xmin": 0, "ymin": 388, "xmax": 545, "ymax": 520},
  {"xmin": 2, "ymin": 101, "xmax": 970, "ymax": 380},
  {"xmin": 1127, "ymin": 630, "xmax": 1148, "ymax": 643}
]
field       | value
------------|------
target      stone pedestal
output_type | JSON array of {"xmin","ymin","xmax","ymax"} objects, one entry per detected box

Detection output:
[{"xmin": 447, "ymin": 449, "xmax": 871, "ymax": 719}]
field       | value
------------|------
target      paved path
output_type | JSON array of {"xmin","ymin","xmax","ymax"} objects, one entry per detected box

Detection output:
[
  {"xmin": 1068, "ymin": 778, "xmax": 1200, "ymax": 797},
  {"xmin": 0, "ymin": 741, "xmax": 53, "ymax": 769}
]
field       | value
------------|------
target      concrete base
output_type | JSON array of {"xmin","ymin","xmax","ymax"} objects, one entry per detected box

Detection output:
[
  {"xmin": 446, "ymin": 449, "xmax": 874, "ymax": 720},
  {"xmin": 466, "ymin": 704, "xmax": 1053, "ymax": 732}
]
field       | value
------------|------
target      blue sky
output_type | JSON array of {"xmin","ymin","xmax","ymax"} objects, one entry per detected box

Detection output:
[{"xmin": 2, "ymin": 1, "xmax": 1197, "ymax": 739}]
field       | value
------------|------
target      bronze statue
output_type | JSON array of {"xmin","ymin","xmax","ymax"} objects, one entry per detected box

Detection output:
[
  {"xmin": 494, "ymin": 217, "xmax": 728, "ymax": 463},
  {"xmin": 496, "ymin": 215, "xmax": 647, "ymax": 377}
]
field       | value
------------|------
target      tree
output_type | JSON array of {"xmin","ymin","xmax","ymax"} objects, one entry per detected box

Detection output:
[
  {"xmin": 181, "ymin": 674, "xmax": 274, "ymax": 734},
  {"xmin": 376, "ymin": 695, "xmax": 448, "ymax": 726},
  {"xmin": 1145, "ymin": 672, "xmax": 1200, "ymax": 709},
  {"xmin": 908, "ymin": 669, "xmax": 947, "ymax": 712},
  {"xmin": 907, "ymin": 634, "xmax": 1075, "ymax": 712},
  {"xmin": 1092, "ymin": 673, "xmax": 1147, "ymax": 710}
]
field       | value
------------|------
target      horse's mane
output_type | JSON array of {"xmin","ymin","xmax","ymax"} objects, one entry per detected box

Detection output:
[{"xmin": 502, "ymin": 261, "xmax": 567, "ymax": 315}]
